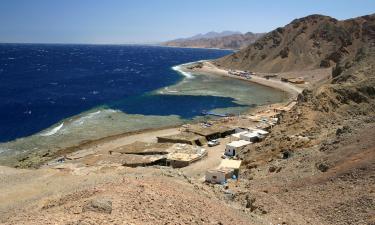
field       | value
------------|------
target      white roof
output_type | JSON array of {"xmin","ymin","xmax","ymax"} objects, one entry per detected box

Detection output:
[
  {"xmin": 231, "ymin": 131, "xmax": 248, "ymax": 138},
  {"xmin": 248, "ymin": 127, "xmax": 269, "ymax": 135},
  {"xmin": 219, "ymin": 159, "xmax": 242, "ymax": 169},
  {"xmin": 240, "ymin": 132, "xmax": 259, "ymax": 138},
  {"xmin": 226, "ymin": 140, "xmax": 251, "ymax": 148}
]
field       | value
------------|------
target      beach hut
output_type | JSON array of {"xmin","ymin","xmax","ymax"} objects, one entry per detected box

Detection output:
[
  {"xmin": 219, "ymin": 159, "xmax": 242, "ymax": 178},
  {"xmin": 240, "ymin": 132, "xmax": 260, "ymax": 142},
  {"xmin": 247, "ymin": 128, "xmax": 269, "ymax": 136},
  {"xmin": 225, "ymin": 140, "xmax": 251, "ymax": 157},
  {"xmin": 231, "ymin": 131, "xmax": 248, "ymax": 141},
  {"xmin": 205, "ymin": 168, "xmax": 233, "ymax": 184}
]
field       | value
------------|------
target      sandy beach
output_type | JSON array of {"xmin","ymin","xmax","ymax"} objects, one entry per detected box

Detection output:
[{"xmin": 182, "ymin": 61, "xmax": 304, "ymax": 100}]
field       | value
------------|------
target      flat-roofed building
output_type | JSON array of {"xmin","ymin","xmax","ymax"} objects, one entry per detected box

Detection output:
[{"xmin": 225, "ymin": 140, "xmax": 251, "ymax": 157}]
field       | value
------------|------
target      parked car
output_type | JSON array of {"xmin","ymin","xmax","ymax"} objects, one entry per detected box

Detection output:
[{"xmin": 207, "ymin": 139, "xmax": 220, "ymax": 147}]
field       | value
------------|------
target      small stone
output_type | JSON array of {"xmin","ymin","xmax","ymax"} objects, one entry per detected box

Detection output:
[
  {"xmin": 83, "ymin": 198, "xmax": 112, "ymax": 214},
  {"xmin": 269, "ymin": 166, "xmax": 277, "ymax": 173},
  {"xmin": 316, "ymin": 163, "xmax": 329, "ymax": 172}
]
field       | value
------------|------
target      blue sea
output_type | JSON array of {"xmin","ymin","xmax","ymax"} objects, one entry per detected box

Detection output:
[{"xmin": 0, "ymin": 44, "xmax": 286, "ymax": 163}]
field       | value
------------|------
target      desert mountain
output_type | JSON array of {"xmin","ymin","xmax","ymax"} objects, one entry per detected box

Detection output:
[
  {"xmin": 215, "ymin": 14, "xmax": 375, "ymax": 73},
  {"xmin": 163, "ymin": 31, "xmax": 264, "ymax": 50},
  {"xmin": 178, "ymin": 31, "xmax": 242, "ymax": 41}
]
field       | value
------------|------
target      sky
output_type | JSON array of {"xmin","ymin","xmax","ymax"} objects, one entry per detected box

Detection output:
[{"xmin": 0, "ymin": 0, "xmax": 374, "ymax": 44}]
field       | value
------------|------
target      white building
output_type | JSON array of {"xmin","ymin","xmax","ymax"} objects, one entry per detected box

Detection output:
[
  {"xmin": 225, "ymin": 140, "xmax": 251, "ymax": 156},
  {"xmin": 219, "ymin": 159, "xmax": 242, "ymax": 178},
  {"xmin": 231, "ymin": 131, "xmax": 248, "ymax": 140},
  {"xmin": 205, "ymin": 168, "xmax": 233, "ymax": 184},
  {"xmin": 240, "ymin": 132, "xmax": 259, "ymax": 142},
  {"xmin": 248, "ymin": 127, "xmax": 269, "ymax": 136}
]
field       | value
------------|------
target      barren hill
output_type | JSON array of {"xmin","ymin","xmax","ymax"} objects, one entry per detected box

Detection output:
[
  {"xmin": 221, "ymin": 14, "xmax": 375, "ymax": 225},
  {"xmin": 163, "ymin": 32, "xmax": 264, "ymax": 50},
  {"xmin": 215, "ymin": 14, "xmax": 375, "ymax": 72}
]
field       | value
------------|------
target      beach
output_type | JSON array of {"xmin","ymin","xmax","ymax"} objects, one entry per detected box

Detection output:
[{"xmin": 181, "ymin": 61, "xmax": 304, "ymax": 99}]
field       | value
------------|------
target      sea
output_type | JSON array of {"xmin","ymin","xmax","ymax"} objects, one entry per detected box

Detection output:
[{"xmin": 0, "ymin": 44, "xmax": 286, "ymax": 164}]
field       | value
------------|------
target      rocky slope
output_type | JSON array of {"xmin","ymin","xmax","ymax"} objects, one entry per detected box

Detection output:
[
  {"xmin": 215, "ymin": 14, "xmax": 375, "ymax": 72},
  {"xmin": 223, "ymin": 14, "xmax": 375, "ymax": 225},
  {"xmin": 163, "ymin": 32, "xmax": 264, "ymax": 50}
]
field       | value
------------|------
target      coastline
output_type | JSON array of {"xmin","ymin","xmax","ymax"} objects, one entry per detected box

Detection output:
[
  {"xmin": 180, "ymin": 61, "xmax": 303, "ymax": 101},
  {"xmin": 2, "ymin": 59, "xmax": 300, "ymax": 168},
  {"xmin": 41, "ymin": 61, "xmax": 301, "ymax": 167}
]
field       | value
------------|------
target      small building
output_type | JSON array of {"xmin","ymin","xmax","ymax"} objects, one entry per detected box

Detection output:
[
  {"xmin": 167, "ymin": 148, "xmax": 207, "ymax": 168},
  {"xmin": 240, "ymin": 132, "xmax": 260, "ymax": 142},
  {"xmin": 110, "ymin": 141, "xmax": 171, "ymax": 155},
  {"xmin": 225, "ymin": 140, "xmax": 251, "ymax": 157},
  {"xmin": 256, "ymin": 122, "xmax": 272, "ymax": 131},
  {"xmin": 219, "ymin": 159, "xmax": 242, "ymax": 177},
  {"xmin": 231, "ymin": 131, "xmax": 248, "ymax": 141},
  {"xmin": 205, "ymin": 168, "xmax": 234, "ymax": 184},
  {"xmin": 247, "ymin": 128, "xmax": 269, "ymax": 136},
  {"xmin": 188, "ymin": 125, "xmax": 235, "ymax": 141},
  {"xmin": 101, "ymin": 154, "xmax": 167, "ymax": 167},
  {"xmin": 157, "ymin": 132, "xmax": 206, "ymax": 146}
]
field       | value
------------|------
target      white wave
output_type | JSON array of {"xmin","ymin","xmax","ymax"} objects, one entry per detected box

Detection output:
[
  {"xmin": 40, "ymin": 123, "xmax": 64, "ymax": 136},
  {"xmin": 71, "ymin": 109, "xmax": 118, "ymax": 126},
  {"xmin": 172, "ymin": 65, "xmax": 194, "ymax": 79}
]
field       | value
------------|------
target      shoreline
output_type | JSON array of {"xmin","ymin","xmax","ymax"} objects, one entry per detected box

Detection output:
[
  {"xmin": 41, "ymin": 61, "xmax": 302, "ymax": 167},
  {"xmin": 2, "ymin": 59, "xmax": 301, "ymax": 168},
  {"xmin": 180, "ymin": 61, "xmax": 303, "ymax": 101}
]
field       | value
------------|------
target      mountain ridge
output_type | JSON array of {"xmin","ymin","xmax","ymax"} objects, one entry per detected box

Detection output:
[{"xmin": 162, "ymin": 31, "xmax": 265, "ymax": 50}]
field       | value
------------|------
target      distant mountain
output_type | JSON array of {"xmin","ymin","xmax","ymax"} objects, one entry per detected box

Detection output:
[
  {"xmin": 162, "ymin": 31, "xmax": 264, "ymax": 50},
  {"xmin": 182, "ymin": 31, "xmax": 242, "ymax": 41}
]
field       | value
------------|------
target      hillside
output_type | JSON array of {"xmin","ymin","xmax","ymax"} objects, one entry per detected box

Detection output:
[
  {"xmin": 163, "ymin": 32, "xmax": 264, "ymax": 50},
  {"xmin": 216, "ymin": 14, "xmax": 375, "ymax": 224},
  {"xmin": 215, "ymin": 14, "xmax": 375, "ymax": 72}
]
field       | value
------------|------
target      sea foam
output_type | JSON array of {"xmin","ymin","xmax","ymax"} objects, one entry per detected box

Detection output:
[
  {"xmin": 172, "ymin": 65, "xmax": 194, "ymax": 79},
  {"xmin": 40, "ymin": 123, "xmax": 64, "ymax": 136}
]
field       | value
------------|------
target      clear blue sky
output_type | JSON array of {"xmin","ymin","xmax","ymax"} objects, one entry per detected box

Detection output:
[{"xmin": 0, "ymin": 0, "xmax": 374, "ymax": 44}]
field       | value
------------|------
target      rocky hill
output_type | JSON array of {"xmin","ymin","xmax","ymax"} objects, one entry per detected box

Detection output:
[
  {"xmin": 215, "ymin": 14, "xmax": 375, "ymax": 72},
  {"xmin": 221, "ymin": 14, "xmax": 375, "ymax": 225},
  {"xmin": 163, "ymin": 32, "xmax": 264, "ymax": 50}
]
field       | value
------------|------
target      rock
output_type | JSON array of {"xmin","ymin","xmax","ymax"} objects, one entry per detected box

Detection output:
[
  {"xmin": 269, "ymin": 166, "xmax": 277, "ymax": 173},
  {"xmin": 316, "ymin": 163, "xmax": 329, "ymax": 172},
  {"xmin": 282, "ymin": 150, "xmax": 292, "ymax": 159},
  {"xmin": 279, "ymin": 47, "xmax": 289, "ymax": 58},
  {"xmin": 245, "ymin": 195, "xmax": 257, "ymax": 211},
  {"xmin": 320, "ymin": 59, "xmax": 331, "ymax": 68},
  {"xmin": 83, "ymin": 198, "xmax": 112, "ymax": 214},
  {"xmin": 336, "ymin": 125, "xmax": 351, "ymax": 136}
]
